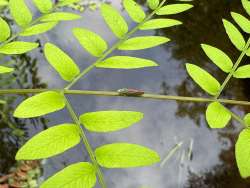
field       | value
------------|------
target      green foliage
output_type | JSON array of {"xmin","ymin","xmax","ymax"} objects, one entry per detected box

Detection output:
[
  {"xmin": 123, "ymin": 0, "xmax": 145, "ymax": 23},
  {"xmin": 118, "ymin": 36, "xmax": 170, "ymax": 50},
  {"xmin": 20, "ymin": 22, "xmax": 58, "ymax": 36},
  {"xmin": 0, "ymin": 66, "xmax": 14, "ymax": 74},
  {"xmin": 100, "ymin": 4, "xmax": 128, "ymax": 38},
  {"xmin": 73, "ymin": 28, "xmax": 108, "ymax": 57},
  {"xmin": 242, "ymin": 0, "xmax": 250, "ymax": 16},
  {"xmin": 233, "ymin": 65, "xmax": 250, "ymax": 78},
  {"xmin": 14, "ymin": 91, "xmax": 65, "ymax": 118},
  {"xmin": 33, "ymin": 0, "xmax": 53, "ymax": 13},
  {"xmin": 95, "ymin": 143, "xmax": 160, "ymax": 168},
  {"xmin": 156, "ymin": 4, "xmax": 193, "ymax": 15},
  {"xmin": 0, "ymin": 0, "xmax": 8, "ymax": 6},
  {"xmin": 185, "ymin": 63, "xmax": 221, "ymax": 96},
  {"xmin": 147, "ymin": 0, "xmax": 159, "ymax": 10},
  {"xmin": 140, "ymin": 18, "xmax": 182, "ymax": 30},
  {"xmin": 96, "ymin": 56, "xmax": 158, "ymax": 69},
  {"xmin": 44, "ymin": 43, "xmax": 80, "ymax": 81},
  {"xmin": 0, "ymin": 42, "xmax": 39, "ymax": 55},
  {"xmin": 201, "ymin": 44, "xmax": 233, "ymax": 73},
  {"xmin": 236, "ymin": 129, "xmax": 250, "ymax": 178},
  {"xmin": 223, "ymin": 19, "xmax": 246, "ymax": 51},
  {"xmin": 16, "ymin": 124, "xmax": 80, "ymax": 160},
  {"xmin": 57, "ymin": 0, "xmax": 81, "ymax": 7},
  {"xmin": 9, "ymin": 0, "xmax": 33, "ymax": 27},
  {"xmin": 206, "ymin": 102, "xmax": 231, "ymax": 128},
  {"xmin": 40, "ymin": 12, "xmax": 81, "ymax": 22},
  {"xmin": 41, "ymin": 162, "xmax": 96, "ymax": 188},
  {"xmin": 80, "ymin": 111, "xmax": 143, "ymax": 132},
  {"xmin": 231, "ymin": 12, "xmax": 250, "ymax": 33},
  {"xmin": 244, "ymin": 113, "xmax": 250, "ymax": 126},
  {"xmin": 0, "ymin": 17, "xmax": 10, "ymax": 42}
]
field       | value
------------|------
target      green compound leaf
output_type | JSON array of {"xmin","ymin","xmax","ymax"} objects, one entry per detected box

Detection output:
[
  {"xmin": 9, "ymin": 0, "xmax": 32, "ymax": 27},
  {"xmin": 20, "ymin": 22, "xmax": 58, "ymax": 36},
  {"xmin": 73, "ymin": 28, "xmax": 108, "ymax": 57},
  {"xmin": 0, "ymin": 42, "xmax": 39, "ymax": 55},
  {"xmin": 242, "ymin": 0, "xmax": 250, "ymax": 16},
  {"xmin": 0, "ymin": 17, "xmax": 10, "ymax": 42},
  {"xmin": 201, "ymin": 44, "xmax": 233, "ymax": 73},
  {"xmin": 156, "ymin": 4, "xmax": 193, "ymax": 15},
  {"xmin": 236, "ymin": 129, "xmax": 250, "ymax": 178},
  {"xmin": 14, "ymin": 91, "xmax": 65, "ymax": 118},
  {"xmin": 41, "ymin": 162, "xmax": 96, "ymax": 188},
  {"xmin": 231, "ymin": 12, "xmax": 250, "ymax": 33},
  {"xmin": 101, "ymin": 3, "xmax": 128, "ymax": 38},
  {"xmin": 96, "ymin": 56, "xmax": 158, "ymax": 69},
  {"xmin": 123, "ymin": 0, "xmax": 145, "ymax": 23},
  {"xmin": 118, "ymin": 36, "xmax": 170, "ymax": 50},
  {"xmin": 186, "ymin": 63, "xmax": 221, "ymax": 96},
  {"xmin": 33, "ymin": 0, "xmax": 53, "ymax": 13},
  {"xmin": 244, "ymin": 113, "xmax": 250, "ymax": 126},
  {"xmin": 40, "ymin": 12, "xmax": 81, "ymax": 22},
  {"xmin": 223, "ymin": 19, "xmax": 246, "ymax": 51},
  {"xmin": 16, "ymin": 124, "xmax": 80, "ymax": 160},
  {"xmin": 233, "ymin": 65, "xmax": 250, "ymax": 78},
  {"xmin": 95, "ymin": 143, "xmax": 160, "ymax": 168},
  {"xmin": 206, "ymin": 102, "xmax": 231, "ymax": 129},
  {"xmin": 0, "ymin": 66, "xmax": 14, "ymax": 74},
  {"xmin": 147, "ymin": 0, "xmax": 159, "ymax": 10},
  {"xmin": 80, "ymin": 111, "xmax": 143, "ymax": 133},
  {"xmin": 140, "ymin": 18, "xmax": 182, "ymax": 30},
  {"xmin": 57, "ymin": 0, "xmax": 81, "ymax": 7},
  {"xmin": 44, "ymin": 43, "xmax": 80, "ymax": 81}
]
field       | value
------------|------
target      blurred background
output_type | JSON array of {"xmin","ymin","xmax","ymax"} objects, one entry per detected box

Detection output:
[{"xmin": 1, "ymin": 0, "xmax": 250, "ymax": 187}]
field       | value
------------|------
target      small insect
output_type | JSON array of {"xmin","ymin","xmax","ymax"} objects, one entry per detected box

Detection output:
[{"xmin": 117, "ymin": 88, "xmax": 145, "ymax": 97}]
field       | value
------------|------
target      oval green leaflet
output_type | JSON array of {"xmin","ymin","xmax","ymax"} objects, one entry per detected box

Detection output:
[
  {"xmin": 44, "ymin": 43, "xmax": 80, "ymax": 82},
  {"xmin": 0, "ymin": 17, "xmax": 10, "ymax": 42},
  {"xmin": 156, "ymin": 4, "xmax": 193, "ymax": 15},
  {"xmin": 40, "ymin": 12, "xmax": 81, "ymax": 22},
  {"xmin": 123, "ymin": 0, "xmax": 146, "ymax": 23},
  {"xmin": 14, "ymin": 91, "xmax": 65, "ymax": 118},
  {"xmin": 223, "ymin": 19, "xmax": 246, "ymax": 51},
  {"xmin": 20, "ymin": 22, "xmax": 58, "ymax": 36},
  {"xmin": 100, "ymin": 3, "xmax": 128, "ymax": 38},
  {"xmin": 95, "ymin": 143, "xmax": 160, "ymax": 168},
  {"xmin": 185, "ymin": 63, "xmax": 221, "ymax": 96},
  {"xmin": 147, "ymin": 0, "xmax": 159, "ymax": 10},
  {"xmin": 96, "ymin": 56, "xmax": 158, "ymax": 69},
  {"xmin": 231, "ymin": 12, "xmax": 250, "ymax": 33},
  {"xmin": 236, "ymin": 129, "xmax": 250, "ymax": 178},
  {"xmin": 118, "ymin": 36, "xmax": 170, "ymax": 50},
  {"xmin": 0, "ymin": 66, "xmax": 14, "ymax": 74},
  {"xmin": 16, "ymin": 124, "xmax": 80, "ymax": 160},
  {"xmin": 201, "ymin": 44, "xmax": 233, "ymax": 73},
  {"xmin": 33, "ymin": 0, "xmax": 53, "ymax": 13},
  {"xmin": 41, "ymin": 162, "xmax": 96, "ymax": 188},
  {"xmin": 242, "ymin": 0, "xmax": 250, "ymax": 16},
  {"xmin": 140, "ymin": 18, "xmax": 182, "ymax": 30},
  {"xmin": 9, "ymin": 0, "xmax": 33, "ymax": 27},
  {"xmin": 0, "ymin": 42, "xmax": 39, "ymax": 55},
  {"xmin": 233, "ymin": 65, "xmax": 250, "ymax": 78},
  {"xmin": 80, "ymin": 111, "xmax": 143, "ymax": 133},
  {"xmin": 206, "ymin": 102, "xmax": 231, "ymax": 129},
  {"xmin": 73, "ymin": 28, "xmax": 108, "ymax": 57}
]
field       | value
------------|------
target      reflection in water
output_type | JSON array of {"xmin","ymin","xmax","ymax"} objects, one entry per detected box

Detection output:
[{"xmin": 1, "ymin": 0, "xmax": 250, "ymax": 187}]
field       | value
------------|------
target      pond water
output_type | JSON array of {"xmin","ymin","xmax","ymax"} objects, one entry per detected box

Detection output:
[{"xmin": 1, "ymin": 0, "xmax": 250, "ymax": 187}]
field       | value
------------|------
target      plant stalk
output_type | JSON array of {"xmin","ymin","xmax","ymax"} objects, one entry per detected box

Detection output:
[{"xmin": 63, "ymin": 94, "xmax": 107, "ymax": 188}]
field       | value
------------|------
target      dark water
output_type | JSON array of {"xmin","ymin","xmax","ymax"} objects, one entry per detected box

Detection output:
[{"xmin": 1, "ymin": 0, "xmax": 250, "ymax": 187}]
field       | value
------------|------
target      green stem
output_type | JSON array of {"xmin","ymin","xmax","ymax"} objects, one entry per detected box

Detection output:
[
  {"xmin": 1, "ymin": 89, "xmax": 250, "ymax": 106},
  {"xmin": 64, "ymin": 0, "xmax": 168, "ymax": 89},
  {"xmin": 215, "ymin": 37, "xmax": 250, "ymax": 99},
  {"xmin": 63, "ymin": 94, "xmax": 107, "ymax": 188}
]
